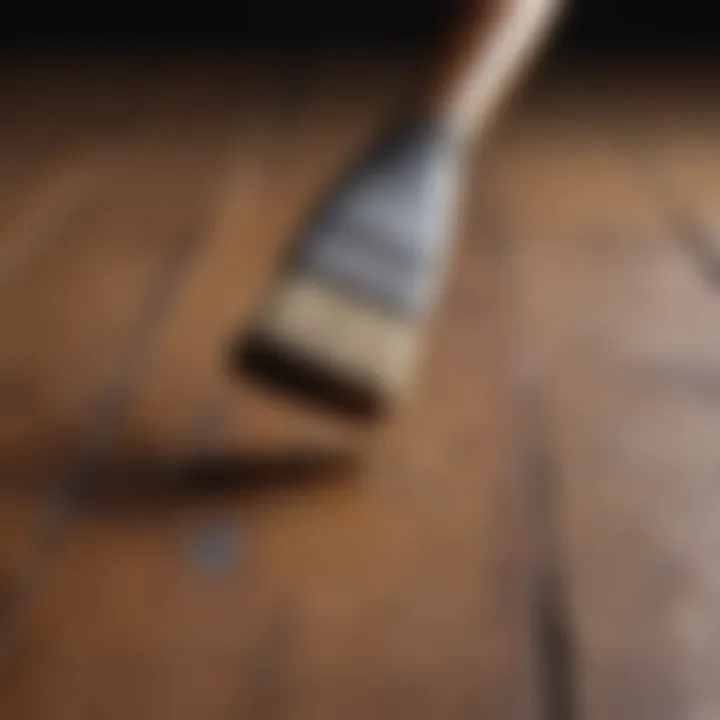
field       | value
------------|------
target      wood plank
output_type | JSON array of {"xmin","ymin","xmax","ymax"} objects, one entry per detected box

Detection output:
[
  {"xmin": 491, "ymin": 70, "xmax": 720, "ymax": 720},
  {"xmin": 0, "ymin": 63, "xmax": 253, "ymax": 670},
  {"xmin": 0, "ymin": 60, "xmax": 531, "ymax": 720}
]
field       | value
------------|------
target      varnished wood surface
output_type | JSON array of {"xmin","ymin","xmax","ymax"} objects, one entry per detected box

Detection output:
[
  {"xmin": 492, "ymin": 64, "xmax": 720, "ymax": 720},
  {"xmin": 1, "ymin": 55, "xmax": 720, "ymax": 719},
  {"xmin": 0, "ymin": 56, "xmax": 526, "ymax": 720}
]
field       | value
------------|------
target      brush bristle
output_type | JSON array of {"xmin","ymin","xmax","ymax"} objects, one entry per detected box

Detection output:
[{"xmin": 236, "ymin": 275, "xmax": 420, "ymax": 418}]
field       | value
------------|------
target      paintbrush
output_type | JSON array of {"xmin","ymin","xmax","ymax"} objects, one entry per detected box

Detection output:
[{"xmin": 236, "ymin": 0, "xmax": 562, "ymax": 419}]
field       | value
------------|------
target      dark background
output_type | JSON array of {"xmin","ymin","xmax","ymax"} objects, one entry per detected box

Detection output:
[{"xmin": 0, "ymin": 1, "xmax": 718, "ymax": 55}]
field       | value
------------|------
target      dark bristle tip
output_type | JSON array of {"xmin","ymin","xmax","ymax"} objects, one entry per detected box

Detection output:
[{"xmin": 233, "ymin": 333, "xmax": 387, "ymax": 421}]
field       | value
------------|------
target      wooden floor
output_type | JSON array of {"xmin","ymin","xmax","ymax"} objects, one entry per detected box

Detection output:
[{"xmin": 1, "ymin": 54, "xmax": 720, "ymax": 719}]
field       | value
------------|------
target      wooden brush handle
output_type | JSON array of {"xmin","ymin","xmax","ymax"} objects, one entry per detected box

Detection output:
[{"xmin": 425, "ymin": 0, "xmax": 562, "ymax": 142}]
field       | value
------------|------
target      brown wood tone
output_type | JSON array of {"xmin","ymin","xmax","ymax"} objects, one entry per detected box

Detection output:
[
  {"xmin": 2, "ymin": 55, "xmax": 720, "ymax": 720},
  {"xmin": 490, "ymin": 68, "xmax": 720, "ymax": 719},
  {"xmin": 0, "ymin": 57, "xmax": 529, "ymax": 720}
]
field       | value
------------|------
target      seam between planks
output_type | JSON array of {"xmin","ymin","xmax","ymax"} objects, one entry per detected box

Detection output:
[{"xmin": 0, "ymin": 205, "xmax": 214, "ymax": 666}]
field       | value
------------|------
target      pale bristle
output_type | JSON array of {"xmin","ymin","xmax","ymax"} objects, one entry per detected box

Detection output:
[{"xmin": 237, "ymin": 275, "xmax": 420, "ymax": 417}]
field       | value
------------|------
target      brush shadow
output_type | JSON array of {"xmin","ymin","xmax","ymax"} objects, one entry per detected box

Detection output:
[{"xmin": 85, "ymin": 448, "xmax": 361, "ymax": 515}]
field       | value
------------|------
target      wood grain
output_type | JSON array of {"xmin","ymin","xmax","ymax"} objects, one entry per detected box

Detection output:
[
  {"xmin": 491, "ymin": 70, "xmax": 720, "ymax": 720},
  {"xmin": 0, "ymin": 57, "xmax": 529, "ymax": 720},
  {"xmin": 3, "ymin": 55, "xmax": 720, "ymax": 720}
]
